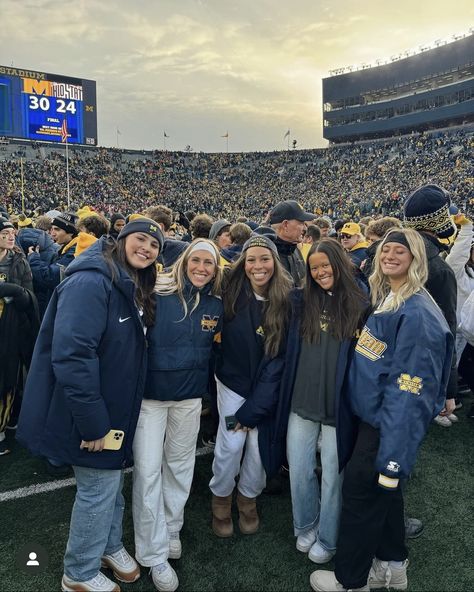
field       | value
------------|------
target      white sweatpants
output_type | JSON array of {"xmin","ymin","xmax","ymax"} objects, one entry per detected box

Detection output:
[
  {"xmin": 132, "ymin": 397, "xmax": 201, "ymax": 567},
  {"xmin": 209, "ymin": 379, "xmax": 266, "ymax": 498}
]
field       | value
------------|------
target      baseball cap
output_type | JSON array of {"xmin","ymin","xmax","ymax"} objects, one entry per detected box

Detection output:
[
  {"xmin": 340, "ymin": 222, "xmax": 361, "ymax": 236},
  {"xmin": 269, "ymin": 200, "xmax": 315, "ymax": 224}
]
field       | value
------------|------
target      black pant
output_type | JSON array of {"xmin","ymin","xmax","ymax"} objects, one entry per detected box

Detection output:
[
  {"xmin": 335, "ymin": 422, "xmax": 408, "ymax": 589},
  {"xmin": 458, "ymin": 343, "xmax": 474, "ymax": 393}
]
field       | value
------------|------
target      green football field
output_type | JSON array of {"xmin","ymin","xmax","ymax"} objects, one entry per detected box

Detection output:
[{"xmin": 1, "ymin": 404, "xmax": 473, "ymax": 592}]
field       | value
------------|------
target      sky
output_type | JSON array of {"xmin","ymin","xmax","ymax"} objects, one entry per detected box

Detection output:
[{"xmin": 1, "ymin": 0, "xmax": 473, "ymax": 152}]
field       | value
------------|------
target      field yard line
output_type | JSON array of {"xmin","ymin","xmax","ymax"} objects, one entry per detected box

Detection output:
[{"xmin": 0, "ymin": 446, "xmax": 213, "ymax": 503}]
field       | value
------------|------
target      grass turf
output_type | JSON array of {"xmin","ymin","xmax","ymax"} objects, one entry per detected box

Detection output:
[{"xmin": 1, "ymin": 402, "xmax": 473, "ymax": 591}]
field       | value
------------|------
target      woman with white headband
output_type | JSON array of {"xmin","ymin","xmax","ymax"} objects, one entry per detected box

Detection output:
[{"xmin": 132, "ymin": 239, "xmax": 223, "ymax": 592}]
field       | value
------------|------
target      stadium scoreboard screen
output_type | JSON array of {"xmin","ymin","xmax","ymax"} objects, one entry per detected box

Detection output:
[{"xmin": 0, "ymin": 65, "xmax": 97, "ymax": 145}]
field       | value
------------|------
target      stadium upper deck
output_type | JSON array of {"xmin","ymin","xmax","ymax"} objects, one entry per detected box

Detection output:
[{"xmin": 322, "ymin": 34, "xmax": 474, "ymax": 143}]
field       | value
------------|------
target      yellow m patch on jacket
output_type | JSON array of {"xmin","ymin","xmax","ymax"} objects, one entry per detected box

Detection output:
[{"xmin": 397, "ymin": 374, "xmax": 423, "ymax": 395}]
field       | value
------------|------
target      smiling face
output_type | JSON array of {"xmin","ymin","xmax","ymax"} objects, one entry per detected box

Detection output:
[
  {"xmin": 380, "ymin": 241, "xmax": 413, "ymax": 286},
  {"xmin": 245, "ymin": 246, "xmax": 275, "ymax": 295},
  {"xmin": 186, "ymin": 249, "xmax": 217, "ymax": 288},
  {"xmin": 124, "ymin": 232, "xmax": 160, "ymax": 269},
  {"xmin": 309, "ymin": 251, "xmax": 334, "ymax": 291}
]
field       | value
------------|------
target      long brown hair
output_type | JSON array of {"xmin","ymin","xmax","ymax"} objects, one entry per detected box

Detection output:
[
  {"xmin": 301, "ymin": 238, "xmax": 365, "ymax": 343},
  {"xmin": 223, "ymin": 247, "xmax": 292, "ymax": 358},
  {"xmin": 103, "ymin": 238, "xmax": 157, "ymax": 326}
]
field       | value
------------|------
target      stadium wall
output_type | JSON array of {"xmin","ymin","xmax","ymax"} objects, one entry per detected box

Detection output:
[{"xmin": 323, "ymin": 34, "xmax": 474, "ymax": 143}]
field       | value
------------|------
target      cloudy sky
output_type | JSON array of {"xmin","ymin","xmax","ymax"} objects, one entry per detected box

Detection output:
[{"xmin": 2, "ymin": 0, "xmax": 473, "ymax": 152}]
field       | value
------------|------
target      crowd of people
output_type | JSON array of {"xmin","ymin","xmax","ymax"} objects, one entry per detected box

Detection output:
[
  {"xmin": 0, "ymin": 133, "xmax": 473, "ymax": 592},
  {"xmin": 0, "ymin": 128, "xmax": 473, "ymax": 222}
]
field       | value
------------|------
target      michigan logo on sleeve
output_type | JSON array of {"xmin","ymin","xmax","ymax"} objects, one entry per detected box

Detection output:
[
  {"xmin": 397, "ymin": 374, "xmax": 423, "ymax": 395},
  {"xmin": 355, "ymin": 326, "xmax": 387, "ymax": 361},
  {"xmin": 201, "ymin": 315, "xmax": 219, "ymax": 332}
]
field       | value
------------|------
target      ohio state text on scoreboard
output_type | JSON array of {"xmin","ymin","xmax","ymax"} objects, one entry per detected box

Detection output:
[{"xmin": 0, "ymin": 66, "xmax": 97, "ymax": 145}]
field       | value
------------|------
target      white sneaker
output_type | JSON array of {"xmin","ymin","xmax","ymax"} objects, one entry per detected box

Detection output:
[
  {"xmin": 101, "ymin": 547, "xmax": 140, "ymax": 583},
  {"xmin": 150, "ymin": 562, "xmax": 179, "ymax": 592},
  {"xmin": 308, "ymin": 540, "xmax": 336, "ymax": 564},
  {"xmin": 296, "ymin": 527, "xmax": 317, "ymax": 553},
  {"xmin": 368, "ymin": 558, "xmax": 408, "ymax": 590},
  {"xmin": 310, "ymin": 570, "xmax": 369, "ymax": 591},
  {"xmin": 433, "ymin": 414, "xmax": 452, "ymax": 427},
  {"xmin": 168, "ymin": 536, "xmax": 182, "ymax": 560},
  {"xmin": 447, "ymin": 413, "xmax": 459, "ymax": 423},
  {"xmin": 62, "ymin": 572, "xmax": 120, "ymax": 592}
]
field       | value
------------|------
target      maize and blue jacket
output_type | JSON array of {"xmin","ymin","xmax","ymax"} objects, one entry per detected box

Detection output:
[
  {"xmin": 144, "ymin": 280, "xmax": 223, "ymax": 401},
  {"xmin": 337, "ymin": 288, "xmax": 454, "ymax": 488}
]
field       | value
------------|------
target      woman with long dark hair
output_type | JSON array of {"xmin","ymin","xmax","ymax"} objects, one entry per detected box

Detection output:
[
  {"xmin": 311, "ymin": 229, "xmax": 454, "ymax": 592},
  {"xmin": 17, "ymin": 218, "xmax": 163, "ymax": 592},
  {"xmin": 285, "ymin": 238, "xmax": 367, "ymax": 564},
  {"xmin": 209, "ymin": 234, "xmax": 292, "ymax": 538}
]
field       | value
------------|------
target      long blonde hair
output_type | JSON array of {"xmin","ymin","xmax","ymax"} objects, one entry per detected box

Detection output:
[
  {"xmin": 155, "ymin": 238, "xmax": 223, "ymax": 318},
  {"xmin": 369, "ymin": 228, "xmax": 428, "ymax": 312}
]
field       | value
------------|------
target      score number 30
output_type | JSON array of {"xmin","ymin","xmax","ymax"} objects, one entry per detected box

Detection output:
[{"xmin": 29, "ymin": 96, "xmax": 77, "ymax": 114}]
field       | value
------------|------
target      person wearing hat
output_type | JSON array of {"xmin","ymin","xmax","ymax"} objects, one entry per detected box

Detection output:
[
  {"xmin": 0, "ymin": 217, "xmax": 39, "ymax": 456},
  {"xmin": 26, "ymin": 212, "xmax": 80, "ymax": 314},
  {"xmin": 132, "ymin": 239, "xmax": 223, "ymax": 592},
  {"xmin": 339, "ymin": 222, "xmax": 369, "ymax": 269},
  {"xmin": 209, "ymin": 219, "xmax": 232, "ymax": 251},
  {"xmin": 109, "ymin": 213, "xmax": 126, "ymax": 239},
  {"xmin": 144, "ymin": 205, "xmax": 188, "ymax": 268},
  {"xmin": 310, "ymin": 229, "xmax": 453, "ymax": 592},
  {"xmin": 209, "ymin": 235, "xmax": 292, "ymax": 538},
  {"xmin": 403, "ymin": 184, "xmax": 458, "ymax": 427},
  {"xmin": 269, "ymin": 200, "xmax": 315, "ymax": 286},
  {"xmin": 17, "ymin": 218, "xmax": 163, "ymax": 592}
]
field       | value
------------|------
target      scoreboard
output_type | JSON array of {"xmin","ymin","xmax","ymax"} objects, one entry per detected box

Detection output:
[{"xmin": 0, "ymin": 65, "xmax": 97, "ymax": 145}]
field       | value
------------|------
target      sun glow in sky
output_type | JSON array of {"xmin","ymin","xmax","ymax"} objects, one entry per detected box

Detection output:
[{"xmin": 2, "ymin": 0, "xmax": 473, "ymax": 152}]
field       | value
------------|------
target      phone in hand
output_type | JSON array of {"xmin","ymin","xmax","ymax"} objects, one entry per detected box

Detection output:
[
  {"xmin": 225, "ymin": 415, "xmax": 237, "ymax": 431},
  {"xmin": 103, "ymin": 429, "xmax": 125, "ymax": 450}
]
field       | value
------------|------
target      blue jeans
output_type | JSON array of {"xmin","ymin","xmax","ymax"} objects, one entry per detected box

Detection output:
[
  {"xmin": 64, "ymin": 466, "xmax": 125, "ymax": 581},
  {"xmin": 287, "ymin": 412, "xmax": 343, "ymax": 552}
]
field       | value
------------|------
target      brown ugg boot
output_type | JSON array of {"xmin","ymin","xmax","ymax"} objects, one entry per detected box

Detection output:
[
  {"xmin": 236, "ymin": 490, "xmax": 259, "ymax": 534},
  {"xmin": 211, "ymin": 493, "xmax": 234, "ymax": 537}
]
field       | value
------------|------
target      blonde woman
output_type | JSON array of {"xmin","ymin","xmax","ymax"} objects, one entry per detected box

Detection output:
[
  {"xmin": 132, "ymin": 239, "xmax": 223, "ymax": 592},
  {"xmin": 311, "ymin": 229, "xmax": 454, "ymax": 592}
]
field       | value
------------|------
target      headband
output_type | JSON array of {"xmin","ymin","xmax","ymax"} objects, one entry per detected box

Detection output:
[
  {"xmin": 381, "ymin": 231, "xmax": 411, "ymax": 252},
  {"xmin": 189, "ymin": 241, "xmax": 218, "ymax": 262}
]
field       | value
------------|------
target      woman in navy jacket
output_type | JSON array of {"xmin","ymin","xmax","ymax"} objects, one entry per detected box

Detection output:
[
  {"xmin": 209, "ymin": 235, "xmax": 292, "ymax": 539},
  {"xmin": 17, "ymin": 218, "xmax": 163, "ymax": 592},
  {"xmin": 132, "ymin": 239, "xmax": 223, "ymax": 592},
  {"xmin": 311, "ymin": 229, "xmax": 454, "ymax": 592}
]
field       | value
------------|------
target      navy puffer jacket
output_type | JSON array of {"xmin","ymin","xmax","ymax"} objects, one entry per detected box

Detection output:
[{"xmin": 17, "ymin": 238, "xmax": 149, "ymax": 469}]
